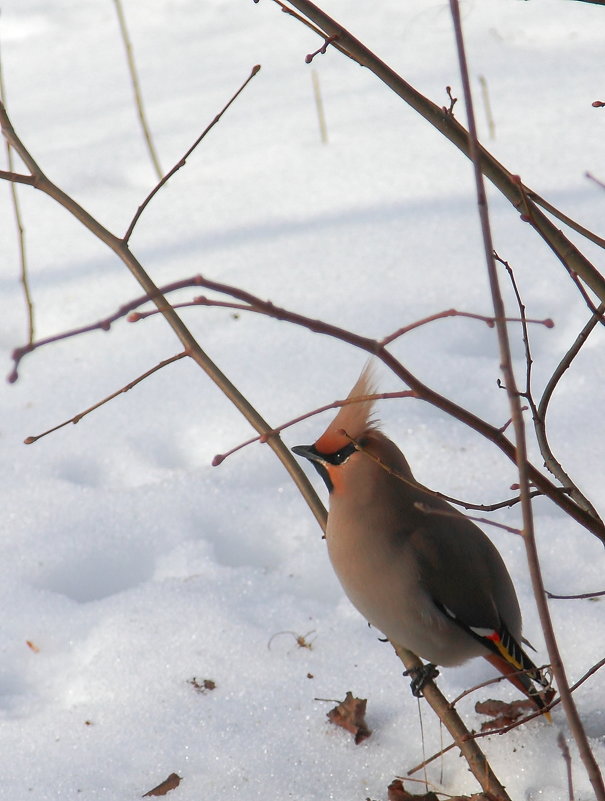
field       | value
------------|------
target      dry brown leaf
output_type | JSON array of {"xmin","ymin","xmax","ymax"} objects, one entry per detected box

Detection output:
[
  {"xmin": 188, "ymin": 677, "xmax": 216, "ymax": 694},
  {"xmin": 387, "ymin": 780, "xmax": 487, "ymax": 801},
  {"xmin": 475, "ymin": 697, "xmax": 535, "ymax": 731},
  {"xmin": 142, "ymin": 772, "xmax": 182, "ymax": 797},
  {"xmin": 26, "ymin": 640, "xmax": 40, "ymax": 653},
  {"xmin": 327, "ymin": 691, "xmax": 371, "ymax": 744},
  {"xmin": 387, "ymin": 779, "xmax": 439, "ymax": 801}
]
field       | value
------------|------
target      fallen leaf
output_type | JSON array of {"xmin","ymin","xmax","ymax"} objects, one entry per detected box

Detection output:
[
  {"xmin": 475, "ymin": 698, "xmax": 535, "ymax": 731},
  {"xmin": 188, "ymin": 677, "xmax": 216, "ymax": 694},
  {"xmin": 387, "ymin": 781, "xmax": 487, "ymax": 801},
  {"xmin": 142, "ymin": 772, "xmax": 182, "ymax": 797},
  {"xmin": 387, "ymin": 780, "xmax": 439, "ymax": 801},
  {"xmin": 327, "ymin": 691, "xmax": 371, "ymax": 744},
  {"xmin": 26, "ymin": 640, "xmax": 40, "ymax": 653}
]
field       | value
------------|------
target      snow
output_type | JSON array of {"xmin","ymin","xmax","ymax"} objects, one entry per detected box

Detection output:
[{"xmin": 1, "ymin": 0, "xmax": 604, "ymax": 799}]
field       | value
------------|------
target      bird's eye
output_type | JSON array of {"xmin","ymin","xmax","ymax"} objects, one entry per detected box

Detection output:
[{"xmin": 329, "ymin": 442, "xmax": 357, "ymax": 465}]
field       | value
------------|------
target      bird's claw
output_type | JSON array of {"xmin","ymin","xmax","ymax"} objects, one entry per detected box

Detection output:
[{"xmin": 403, "ymin": 663, "xmax": 440, "ymax": 697}]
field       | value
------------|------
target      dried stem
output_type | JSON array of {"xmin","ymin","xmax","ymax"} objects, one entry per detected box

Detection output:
[
  {"xmin": 558, "ymin": 731, "xmax": 576, "ymax": 801},
  {"xmin": 0, "ymin": 14, "xmax": 34, "ymax": 344},
  {"xmin": 272, "ymin": 0, "xmax": 605, "ymax": 301},
  {"xmin": 380, "ymin": 307, "xmax": 552, "ymax": 346},
  {"xmin": 498, "ymin": 253, "xmax": 601, "ymax": 520},
  {"xmin": 535, "ymin": 304, "xmax": 605, "ymax": 519},
  {"xmin": 24, "ymin": 352, "xmax": 187, "ymax": 444},
  {"xmin": 449, "ymin": 4, "xmax": 604, "ymax": 799},
  {"xmin": 123, "ymin": 64, "xmax": 261, "ymax": 243},
  {"xmin": 546, "ymin": 589, "xmax": 605, "ymax": 600},
  {"xmin": 111, "ymin": 0, "xmax": 162, "ymax": 180},
  {"xmin": 124, "ymin": 271, "xmax": 605, "ymax": 542},
  {"xmin": 14, "ymin": 268, "xmax": 601, "ymax": 537},
  {"xmin": 0, "ymin": 97, "xmax": 327, "ymax": 533}
]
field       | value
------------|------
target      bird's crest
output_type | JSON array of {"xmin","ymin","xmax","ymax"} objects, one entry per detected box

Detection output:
[{"xmin": 314, "ymin": 363, "xmax": 378, "ymax": 454}]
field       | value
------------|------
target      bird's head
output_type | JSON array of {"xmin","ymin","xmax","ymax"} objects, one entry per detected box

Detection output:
[{"xmin": 292, "ymin": 363, "xmax": 378, "ymax": 493}]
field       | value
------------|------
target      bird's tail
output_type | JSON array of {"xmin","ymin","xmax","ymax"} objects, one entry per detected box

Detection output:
[{"xmin": 482, "ymin": 625, "xmax": 555, "ymax": 715}]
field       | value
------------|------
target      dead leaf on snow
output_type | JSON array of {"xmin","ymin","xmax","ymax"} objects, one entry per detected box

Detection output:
[
  {"xmin": 142, "ymin": 772, "xmax": 182, "ymax": 797},
  {"xmin": 387, "ymin": 779, "xmax": 439, "ymax": 801},
  {"xmin": 188, "ymin": 677, "xmax": 216, "ymax": 694},
  {"xmin": 327, "ymin": 691, "xmax": 371, "ymax": 744},
  {"xmin": 475, "ymin": 697, "xmax": 535, "ymax": 731},
  {"xmin": 388, "ymin": 779, "xmax": 489, "ymax": 801}
]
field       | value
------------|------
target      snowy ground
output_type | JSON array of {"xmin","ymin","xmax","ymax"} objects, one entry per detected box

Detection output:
[{"xmin": 1, "ymin": 1, "xmax": 604, "ymax": 799}]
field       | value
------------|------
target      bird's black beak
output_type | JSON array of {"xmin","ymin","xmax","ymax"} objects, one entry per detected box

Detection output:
[
  {"xmin": 292, "ymin": 444, "xmax": 332, "ymax": 492},
  {"xmin": 291, "ymin": 444, "xmax": 325, "ymax": 465}
]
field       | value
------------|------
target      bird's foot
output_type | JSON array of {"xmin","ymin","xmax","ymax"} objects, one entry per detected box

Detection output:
[{"xmin": 403, "ymin": 663, "xmax": 440, "ymax": 697}]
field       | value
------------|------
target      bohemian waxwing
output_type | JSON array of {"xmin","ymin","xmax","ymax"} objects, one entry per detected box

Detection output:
[{"xmin": 292, "ymin": 364, "xmax": 553, "ymax": 710}]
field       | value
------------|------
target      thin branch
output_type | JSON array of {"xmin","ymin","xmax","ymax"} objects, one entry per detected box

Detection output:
[
  {"xmin": 0, "ymin": 168, "xmax": 36, "ymax": 185},
  {"xmin": 497, "ymin": 252, "xmax": 601, "ymax": 520},
  {"xmin": 535, "ymin": 304, "xmax": 605, "ymax": 519},
  {"xmin": 495, "ymin": 253, "xmax": 533, "ymax": 398},
  {"xmin": 123, "ymin": 65, "xmax": 261, "ymax": 242},
  {"xmin": 0, "ymin": 98, "xmax": 327, "ymax": 533},
  {"xmin": 129, "ymin": 296, "xmax": 256, "ymax": 319},
  {"xmin": 586, "ymin": 172, "xmax": 605, "ymax": 191},
  {"xmin": 271, "ymin": 0, "xmax": 605, "ymax": 302},
  {"xmin": 558, "ymin": 731, "xmax": 575, "ymax": 801},
  {"xmin": 380, "ymin": 307, "xmax": 552, "ymax": 346},
  {"xmin": 40, "ymin": 267, "xmax": 601, "ymax": 540},
  {"xmin": 111, "ymin": 0, "xmax": 162, "ymax": 179},
  {"xmin": 24, "ymin": 352, "xmax": 187, "ymax": 444},
  {"xmin": 414, "ymin": 502, "xmax": 522, "ymax": 536},
  {"xmin": 449, "ymin": 5, "xmax": 605, "ymax": 800},
  {"xmin": 525, "ymin": 186, "xmax": 605, "ymax": 250},
  {"xmin": 0, "ymin": 15, "xmax": 34, "ymax": 344},
  {"xmin": 546, "ymin": 589, "xmax": 605, "ymax": 600},
  {"xmin": 211, "ymin": 391, "xmax": 417, "ymax": 465},
  {"xmin": 448, "ymin": 665, "xmax": 551, "ymax": 709},
  {"xmin": 152, "ymin": 272, "xmax": 605, "ymax": 541}
]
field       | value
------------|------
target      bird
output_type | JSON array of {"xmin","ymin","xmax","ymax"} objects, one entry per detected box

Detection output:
[{"xmin": 292, "ymin": 364, "xmax": 553, "ymax": 711}]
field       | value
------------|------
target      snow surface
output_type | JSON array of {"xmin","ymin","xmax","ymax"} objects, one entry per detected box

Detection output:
[{"xmin": 1, "ymin": 1, "xmax": 604, "ymax": 799}]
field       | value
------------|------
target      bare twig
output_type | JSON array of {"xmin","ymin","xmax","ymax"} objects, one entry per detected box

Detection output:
[
  {"xmin": 24, "ymin": 352, "xmax": 187, "ymax": 444},
  {"xmin": 311, "ymin": 69, "xmax": 328, "ymax": 144},
  {"xmin": 448, "ymin": 665, "xmax": 551, "ymax": 709},
  {"xmin": 7, "ymin": 275, "xmax": 572, "ymax": 516},
  {"xmin": 37, "ymin": 267, "xmax": 600, "ymax": 539},
  {"xmin": 558, "ymin": 731, "xmax": 576, "ymax": 801},
  {"xmin": 111, "ymin": 0, "xmax": 162, "ymax": 179},
  {"xmin": 414, "ymin": 502, "xmax": 522, "ymax": 536},
  {"xmin": 305, "ymin": 34, "xmax": 337, "ymax": 64},
  {"xmin": 211, "ymin": 391, "xmax": 416, "ymax": 465},
  {"xmin": 535, "ymin": 304, "xmax": 604, "ymax": 519},
  {"xmin": 133, "ymin": 271, "xmax": 605, "ymax": 542},
  {"xmin": 478, "ymin": 75, "xmax": 495, "ymax": 139},
  {"xmin": 449, "ymin": 5, "xmax": 604, "ymax": 800},
  {"xmin": 0, "ymin": 98, "xmax": 327, "ymax": 532},
  {"xmin": 0, "ymin": 14, "xmax": 34, "ymax": 344},
  {"xmin": 271, "ymin": 0, "xmax": 605, "ymax": 300},
  {"xmin": 497, "ymin": 253, "xmax": 601, "ymax": 520},
  {"xmin": 586, "ymin": 172, "xmax": 605, "ymax": 190},
  {"xmin": 380, "ymin": 307, "xmax": 552, "ymax": 346},
  {"xmin": 546, "ymin": 589, "xmax": 605, "ymax": 600},
  {"xmin": 444, "ymin": 85, "xmax": 457, "ymax": 115},
  {"xmin": 124, "ymin": 65, "xmax": 261, "ymax": 242}
]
